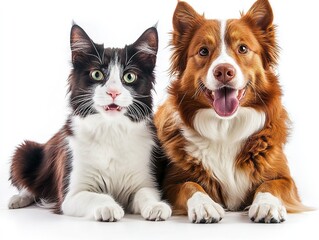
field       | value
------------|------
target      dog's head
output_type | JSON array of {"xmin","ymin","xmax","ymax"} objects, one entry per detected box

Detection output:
[{"xmin": 170, "ymin": 0, "xmax": 279, "ymax": 121}]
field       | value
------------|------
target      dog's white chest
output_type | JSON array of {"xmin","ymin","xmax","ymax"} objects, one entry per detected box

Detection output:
[{"xmin": 183, "ymin": 107, "xmax": 265, "ymax": 210}]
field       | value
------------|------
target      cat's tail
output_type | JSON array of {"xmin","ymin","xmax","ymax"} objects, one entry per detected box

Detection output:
[
  {"xmin": 9, "ymin": 140, "xmax": 44, "ymax": 199},
  {"xmin": 9, "ymin": 133, "xmax": 69, "ymax": 212}
]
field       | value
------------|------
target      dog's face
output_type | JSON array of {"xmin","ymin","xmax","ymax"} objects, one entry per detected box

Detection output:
[{"xmin": 170, "ymin": 0, "xmax": 278, "ymax": 119}]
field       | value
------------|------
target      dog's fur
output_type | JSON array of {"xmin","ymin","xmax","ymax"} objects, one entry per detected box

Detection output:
[{"xmin": 155, "ymin": 0, "xmax": 309, "ymax": 223}]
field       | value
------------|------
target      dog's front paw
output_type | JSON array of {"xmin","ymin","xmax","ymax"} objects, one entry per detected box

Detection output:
[
  {"xmin": 187, "ymin": 192, "xmax": 224, "ymax": 223},
  {"xmin": 141, "ymin": 202, "xmax": 172, "ymax": 221},
  {"xmin": 249, "ymin": 192, "xmax": 287, "ymax": 223},
  {"xmin": 94, "ymin": 203, "xmax": 124, "ymax": 222}
]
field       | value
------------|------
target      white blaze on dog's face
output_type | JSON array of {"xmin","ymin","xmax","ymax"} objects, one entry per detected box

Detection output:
[
  {"xmin": 204, "ymin": 20, "xmax": 247, "ymax": 118},
  {"xmin": 199, "ymin": 16, "xmax": 271, "ymax": 119},
  {"xmin": 171, "ymin": 0, "xmax": 276, "ymax": 119}
]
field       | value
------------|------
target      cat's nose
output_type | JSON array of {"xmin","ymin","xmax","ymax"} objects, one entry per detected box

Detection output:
[{"xmin": 107, "ymin": 91, "xmax": 121, "ymax": 100}]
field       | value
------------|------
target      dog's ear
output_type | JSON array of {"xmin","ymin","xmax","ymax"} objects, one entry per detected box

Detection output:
[
  {"xmin": 172, "ymin": 1, "xmax": 203, "ymax": 39},
  {"xmin": 170, "ymin": 1, "xmax": 204, "ymax": 76},
  {"xmin": 243, "ymin": 0, "xmax": 273, "ymax": 31},
  {"xmin": 242, "ymin": 0, "xmax": 278, "ymax": 69}
]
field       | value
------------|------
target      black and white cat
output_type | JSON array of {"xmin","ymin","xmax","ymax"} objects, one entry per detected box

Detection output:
[{"xmin": 8, "ymin": 24, "xmax": 171, "ymax": 222}]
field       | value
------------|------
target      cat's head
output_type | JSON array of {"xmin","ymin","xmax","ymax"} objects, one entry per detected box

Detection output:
[{"xmin": 68, "ymin": 24, "xmax": 158, "ymax": 122}]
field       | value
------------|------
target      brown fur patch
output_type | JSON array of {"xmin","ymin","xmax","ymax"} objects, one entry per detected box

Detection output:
[
  {"xmin": 155, "ymin": 0, "xmax": 310, "ymax": 215},
  {"xmin": 10, "ymin": 123, "xmax": 72, "ymax": 213}
]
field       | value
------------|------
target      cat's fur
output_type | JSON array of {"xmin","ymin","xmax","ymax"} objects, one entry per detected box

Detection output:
[{"xmin": 8, "ymin": 24, "xmax": 171, "ymax": 222}]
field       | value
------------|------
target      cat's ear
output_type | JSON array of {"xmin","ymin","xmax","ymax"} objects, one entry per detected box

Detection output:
[
  {"xmin": 131, "ymin": 27, "xmax": 158, "ymax": 67},
  {"xmin": 70, "ymin": 24, "xmax": 94, "ymax": 63}
]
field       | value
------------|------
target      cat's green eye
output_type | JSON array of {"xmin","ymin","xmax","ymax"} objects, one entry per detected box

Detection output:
[
  {"xmin": 123, "ymin": 72, "xmax": 137, "ymax": 83},
  {"xmin": 90, "ymin": 70, "xmax": 104, "ymax": 81}
]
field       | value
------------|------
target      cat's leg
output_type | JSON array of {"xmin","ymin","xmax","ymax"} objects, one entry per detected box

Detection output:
[
  {"xmin": 8, "ymin": 188, "xmax": 34, "ymax": 209},
  {"xmin": 132, "ymin": 187, "xmax": 172, "ymax": 221},
  {"xmin": 62, "ymin": 191, "xmax": 124, "ymax": 222}
]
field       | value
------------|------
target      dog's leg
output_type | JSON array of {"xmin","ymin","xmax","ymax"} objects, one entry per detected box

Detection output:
[
  {"xmin": 249, "ymin": 178, "xmax": 304, "ymax": 223},
  {"xmin": 166, "ymin": 181, "xmax": 224, "ymax": 223}
]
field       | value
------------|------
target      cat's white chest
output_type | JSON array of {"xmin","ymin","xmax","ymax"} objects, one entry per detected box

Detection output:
[{"xmin": 67, "ymin": 114, "xmax": 155, "ymax": 207}]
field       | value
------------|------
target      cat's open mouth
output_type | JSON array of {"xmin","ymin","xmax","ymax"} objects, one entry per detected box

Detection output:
[{"xmin": 104, "ymin": 104, "xmax": 123, "ymax": 111}]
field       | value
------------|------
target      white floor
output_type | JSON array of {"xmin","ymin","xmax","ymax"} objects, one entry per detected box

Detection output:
[{"xmin": 0, "ymin": 195, "xmax": 318, "ymax": 240}]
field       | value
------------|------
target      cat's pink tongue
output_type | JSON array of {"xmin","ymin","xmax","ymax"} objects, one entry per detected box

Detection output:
[{"xmin": 213, "ymin": 88, "xmax": 239, "ymax": 117}]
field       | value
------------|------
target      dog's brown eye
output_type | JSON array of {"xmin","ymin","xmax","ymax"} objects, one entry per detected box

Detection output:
[
  {"xmin": 238, "ymin": 44, "xmax": 249, "ymax": 54},
  {"xmin": 199, "ymin": 47, "xmax": 209, "ymax": 57}
]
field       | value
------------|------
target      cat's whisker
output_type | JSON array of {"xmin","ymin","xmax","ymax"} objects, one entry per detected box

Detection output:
[
  {"xmin": 123, "ymin": 65, "xmax": 141, "ymax": 73},
  {"xmin": 102, "ymin": 48, "xmax": 106, "ymax": 65},
  {"xmin": 89, "ymin": 39, "xmax": 103, "ymax": 64},
  {"xmin": 135, "ymin": 104, "xmax": 147, "ymax": 117},
  {"xmin": 71, "ymin": 96, "xmax": 94, "ymax": 106},
  {"xmin": 127, "ymin": 101, "xmax": 150, "ymax": 121},
  {"xmin": 132, "ymin": 99, "xmax": 152, "ymax": 113},
  {"xmin": 71, "ymin": 95, "xmax": 93, "ymax": 101},
  {"xmin": 72, "ymin": 100, "xmax": 94, "ymax": 117},
  {"xmin": 126, "ymin": 106, "xmax": 140, "ymax": 120},
  {"xmin": 84, "ymin": 104, "xmax": 95, "ymax": 117},
  {"xmin": 130, "ymin": 93, "xmax": 152, "ymax": 99},
  {"xmin": 71, "ymin": 44, "xmax": 102, "ymax": 64},
  {"xmin": 125, "ymin": 47, "xmax": 128, "ymax": 65},
  {"xmin": 125, "ymin": 47, "xmax": 155, "ymax": 67}
]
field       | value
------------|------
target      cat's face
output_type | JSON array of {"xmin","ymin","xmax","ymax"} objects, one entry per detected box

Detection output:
[{"xmin": 68, "ymin": 25, "xmax": 158, "ymax": 122}]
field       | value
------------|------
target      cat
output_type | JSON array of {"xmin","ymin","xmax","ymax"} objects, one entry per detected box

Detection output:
[{"xmin": 8, "ymin": 24, "xmax": 172, "ymax": 222}]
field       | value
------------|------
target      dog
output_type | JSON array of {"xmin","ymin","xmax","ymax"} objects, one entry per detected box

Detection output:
[{"xmin": 154, "ymin": 0, "xmax": 309, "ymax": 223}]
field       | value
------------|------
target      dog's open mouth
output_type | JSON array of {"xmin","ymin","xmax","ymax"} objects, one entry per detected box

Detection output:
[
  {"xmin": 103, "ymin": 103, "xmax": 123, "ymax": 111},
  {"xmin": 202, "ymin": 83, "xmax": 246, "ymax": 117}
]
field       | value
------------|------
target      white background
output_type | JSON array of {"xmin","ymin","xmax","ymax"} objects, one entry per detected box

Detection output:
[{"xmin": 0, "ymin": 0, "xmax": 318, "ymax": 239}]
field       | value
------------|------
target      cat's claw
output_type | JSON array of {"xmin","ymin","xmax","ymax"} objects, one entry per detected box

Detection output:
[
  {"xmin": 94, "ymin": 204, "xmax": 124, "ymax": 222},
  {"xmin": 141, "ymin": 202, "xmax": 172, "ymax": 221}
]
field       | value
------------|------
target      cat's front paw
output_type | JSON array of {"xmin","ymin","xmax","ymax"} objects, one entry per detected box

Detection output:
[
  {"xmin": 187, "ymin": 192, "xmax": 225, "ymax": 223},
  {"xmin": 141, "ymin": 202, "xmax": 172, "ymax": 221},
  {"xmin": 94, "ymin": 204, "xmax": 124, "ymax": 222},
  {"xmin": 249, "ymin": 192, "xmax": 287, "ymax": 223}
]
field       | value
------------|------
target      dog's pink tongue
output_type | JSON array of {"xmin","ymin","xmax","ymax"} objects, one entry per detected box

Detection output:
[{"xmin": 213, "ymin": 88, "xmax": 239, "ymax": 117}]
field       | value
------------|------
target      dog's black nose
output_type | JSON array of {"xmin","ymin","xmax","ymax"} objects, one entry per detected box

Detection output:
[{"xmin": 213, "ymin": 63, "xmax": 236, "ymax": 83}]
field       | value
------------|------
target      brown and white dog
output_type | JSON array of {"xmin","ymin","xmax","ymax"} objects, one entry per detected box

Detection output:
[{"xmin": 155, "ymin": 0, "xmax": 309, "ymax": 223}]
